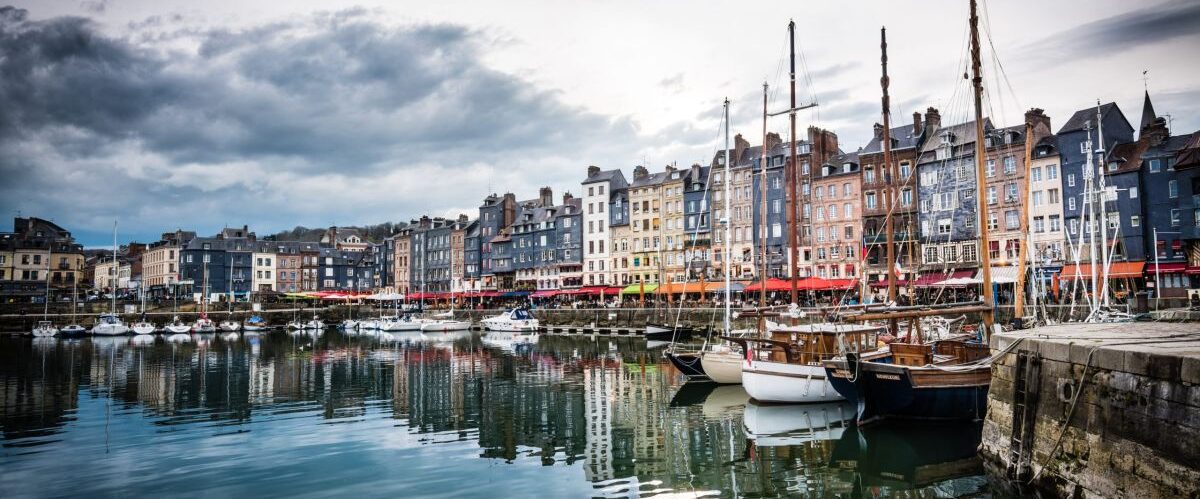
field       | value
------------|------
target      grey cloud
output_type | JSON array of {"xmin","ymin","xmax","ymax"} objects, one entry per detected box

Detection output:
[{"xmin": 1019, "ymin": 0, "xmax": 1200, "ymax": 63}]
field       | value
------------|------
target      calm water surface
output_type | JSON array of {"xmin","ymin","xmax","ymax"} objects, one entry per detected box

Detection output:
[{"xmin": 0, "ymin": 331, "xmax": 989, "ymax": 498}]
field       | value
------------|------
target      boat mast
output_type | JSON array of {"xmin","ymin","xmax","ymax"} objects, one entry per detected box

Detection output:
[
  {"xmin": 968, "ymin": 0, "xmax": 995, "ymax": 333},
  {"xmin": 879, "ymin": 26, "xmax": 897, "ymax": 303},
  {"xmin": 1014, "ymin": 120, "xmax": 1034, "ymax": 320},
  {"xmin": 43, "ymin": 244, "xmax": 52, "ymax": 320},
  {"xmin": 1095, "ymin": 102, "xmax": 1111, "ymax": 308},
  {"xmin": 723, "ymin": 98, "xmax": 732, "ymax": 334},
  {"xmin": 1084, "ymin": 124, "xmax": 1099, "ymax": 313},
  {"xmin": 759, "ymin": 82, "xmax": 770, "ymax": 308},
  {"xmin": 111, "ymin": 221, "xmax": 118, "ymax": 315},
  {"xmin": 787, "ymin": 20, "xmax": 800, "ymax": 305}
]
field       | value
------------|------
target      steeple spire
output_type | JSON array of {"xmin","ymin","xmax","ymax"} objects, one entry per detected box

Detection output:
[{"xmin": 1140, "ymin": 89, "xmax": 1157, "ymax": 132}]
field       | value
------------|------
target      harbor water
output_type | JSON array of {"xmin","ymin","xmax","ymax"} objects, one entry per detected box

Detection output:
[{"xmin": 0, "ymin": 331, "xmax": 989, "ymax": 497}]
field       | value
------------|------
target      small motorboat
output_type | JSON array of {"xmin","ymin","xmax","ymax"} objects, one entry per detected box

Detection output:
[
  {"xmin": 381, "ymin": 315, "xmax": 423, "ymax": 332},
  {"xmin": 32, "ymin": 320, "xmax": 58, "ymax": 337},
  {"xmin": 243, "ymin": 315, "xmax": 268, "ymax": 331},
  {"xmin": 218, "ymin": 319, "xmax": 241, "ymax": 332},
  {"xmin": 340, "ymin": 319, "xmax": 360, "ymax": 331},
  {"xmin": 419, "ymin": 311, "xmax": 471, "ymax": 332},
  {"xmin": 163, "ymin": 316, "xmax": 192, "ymax": 334},
  {"xmin": 60, "ymin": 324, "xmax": 88, "ymax": 337},
  {"xmin": 480, "ymin": 308, "xmax": 539, "ymax": 332},
  {"xmin": 287, "ymin": 320, "xmax": 305, "ymax": 330},
  {"xmin": 303, "ymin": 315, "xmax": 324, "ymax": 330}
]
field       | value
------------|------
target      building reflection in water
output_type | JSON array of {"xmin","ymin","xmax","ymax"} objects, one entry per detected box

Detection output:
[{"xmin": 0, "ymin": 333, "xmax": 987, "ymax": 497}]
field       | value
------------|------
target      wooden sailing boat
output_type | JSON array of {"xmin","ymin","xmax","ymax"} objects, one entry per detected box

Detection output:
[
  {"xmin": 32, "ymin": 244, "xmax": 58, "ymax": 337},
  {"xmin": 823, "ymin": 6, "xmax": 1000, "ymax": 424}
]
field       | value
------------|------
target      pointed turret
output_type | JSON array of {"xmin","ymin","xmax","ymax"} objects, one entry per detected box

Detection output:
[{"xmin": 1140, "ymin": 90, "xmax": 1157, "ymax": 132}]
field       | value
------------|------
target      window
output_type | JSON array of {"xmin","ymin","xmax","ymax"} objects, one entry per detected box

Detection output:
[
  {"xmin": 1047, "ymin": 164, "xmax": 1058, "ymax": 179},
  {"xmin": 1069, "ymin": 218, "xmax": 1079, "ymax": 234},
  {"xmin": 1169, "ymin": 180, "xmax": 1179, "ymax": 198},
  {"xmin": 1050, "ymin": 215, "xmax": 1061, "ymax": 232},
  {"xmin": 1067, "ymin": 173, "xmax": 1075, "ymax": 187},
  {"xmin": 924, "ymin": 246, "xmax": 939, "ymax": 264},
  {"xmin": 937, "ymin": 219, "xmax": 952, "ymax": 235},
  {"xmin": 1033, "ymin": 216, "xmax": 1045, "ymax": 233},
  {"xmin": 1171, "ymin": 209, "xmax": 1181, "ymax": 227},
  {"xmin": 943, "ymin": 245, "xmax": 957, "ymax": 263},
  {"xmin": 1049, "ymin": 188, "xmax": 1060, "ymax": 204},
  {"xmin": 988, "ymin": 212, "xmax": 998, "ymax": 230},
  {"xmin": 900, "ymin": 162, "xmax": 911, "ymax": 178},
  {"xmin": 1068, "ymin": 197, "xmax": 1076, "ymax": 211},
  {"xmin": 1149, "ymin": 159, "xmax": 1161, "ymax": 173},
  {"xmin": 985, "ymin": 159, "xmax": 996, "ymax": 177},
  {"xmin": 1003, "ymin": 156, "xmax": 1016, "ymax": 174},
  {"xmin": 1006, "ymin": 210, "xmax": 1019, "ymax": 229},
  {"xmin": 865, "ymin": 167, "xmax": 875, "ymax": 184},
  {"xmin": 1032, "ymin": 191, "xmax": 1044, "ymax": 206},
  {"xmin": 1031, "ymin": 167, "xmax": 1042, "ymax": 182},
  {"xmin": 962, "ymin": 243, "xmax": 977, "ymax": 262},
  {"xmin": 901, "ymin": 189, "xmax": 913, "ymax": 206},
  {"xmin": 1006, "ymin": 183, "xmax": 1018, "ymax": 201},
  {"xmin": 866, "ymin": 192, "xmax": 877, "ymax": 209},
  {"xmin": 987, "ymin": 186, "xmax": 997, "ymax": 204},
  {"xmin": 1080, "ymin": 142, "xmax": 1089, "ymax": 154}
]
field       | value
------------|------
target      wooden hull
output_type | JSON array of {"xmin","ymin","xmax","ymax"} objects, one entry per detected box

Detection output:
[{"xmin": 841, "ymin": 357, "xmax": 990, "ymax": 425}]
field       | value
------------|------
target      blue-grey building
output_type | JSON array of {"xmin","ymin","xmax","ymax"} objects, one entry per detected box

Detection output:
[
  {"xmin": 477, "ymin": 193, "xmax": 516, "ymax": 290},
  {"xmin": 1056, "ymin": 102, "xmax": 1135, "ymax": 259},
  {"xmin": 915, "ymin": 120, "xmax": 989, "ymax": 271},
  {"xmin": 179, "ymin": 226, "xmax": 256, "ymax": 301},
  {"xmin": 683, "ymin": 163, "xmax": 713, "ymax": 279},
  {"xmin": 750, "ymin": 139, "xmax": 790, "ymax": 278},
  {"xmin": 317, "ymin": 247, "xmax": 355, "ymax": 290}
]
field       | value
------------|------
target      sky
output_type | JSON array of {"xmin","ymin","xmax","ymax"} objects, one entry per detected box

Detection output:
[{"xmin": 2, "ymin": 0, "xmax": 1199, "ymax": 246}]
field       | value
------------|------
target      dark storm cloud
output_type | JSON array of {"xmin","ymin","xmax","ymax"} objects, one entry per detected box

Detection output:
[
  {"xmin": 1019, "ymin": 0, "xmax": 1200, "ymax": 63},
  {"xmin": 0, "ymin": 6, "xmax": 647, "ymax": 243}
]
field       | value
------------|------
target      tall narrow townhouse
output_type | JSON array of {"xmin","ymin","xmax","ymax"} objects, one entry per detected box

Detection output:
[{"xmin": 581, "ymin": 166, "xmax": 628, "ymax": 287}]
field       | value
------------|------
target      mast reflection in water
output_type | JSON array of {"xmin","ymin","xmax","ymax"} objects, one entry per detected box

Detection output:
[{"xmin": 0, "ymin": 333, "xmax": 987, "ymax": 497}]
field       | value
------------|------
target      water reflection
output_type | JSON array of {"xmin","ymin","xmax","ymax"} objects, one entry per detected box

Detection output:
[{"xmin": 0, "ymin": 332, "xmax": 987, "ymax": 498}]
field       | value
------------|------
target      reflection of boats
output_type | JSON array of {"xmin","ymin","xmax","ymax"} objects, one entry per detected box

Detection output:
[
  {"xmin": 669, "ymin": 382, "xmax": 717, "ymax": 407},
  {"xmin": 743, "ymin": 401, "xmax": 853, "ymax": 446},
  {"xmin": 481, "ymin": 308, "xmax": 539, "ymax": 332},
  {"xmin": 828, "ymin": 421, "xmax": 985, "ymax": 491},
  {"xmin": 701, "ymin": 385, "xmax": 750, "ymax": 419},
  {"xmin": 131, "ymin": 334, "xmax": 156, "ymax": 346},
  {"xmin": 481, "ymin": 331, "xmax": 539, "ymax": 354},
  {"xmin": 167, "ymin": 333, "xmax": 192, "ymax": 343}
]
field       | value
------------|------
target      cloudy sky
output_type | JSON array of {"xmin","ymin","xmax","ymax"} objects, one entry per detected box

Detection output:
[{"xmin": 3, "ymin": 0, "xmax": 1198, "ymax": 246}]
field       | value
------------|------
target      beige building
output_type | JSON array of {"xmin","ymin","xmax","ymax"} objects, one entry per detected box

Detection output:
[
  {"xmin": 143, "ymin": 230, "xmax": 193, "ymax": 296},
  {"xmin": 1028, "ymin": 137, "xmax": 1066, "ymax": 266},
  {"xmin": 393, "ymin": 229, "xmax": 412, "ymax": 294},
  {"xmin": 92, "ymin": 257, "xmax": 130, "ymax": 291},
  {"xmin": 252, "ymin": 247, "xmax": 276, "ymax": 292},
  {"xmin": 660, "ymin": 168, "xmax": 688, "ymax": 282},
  {"xmin": 627, "ymin": 166, "xmax": 668, "ymax": 285}
]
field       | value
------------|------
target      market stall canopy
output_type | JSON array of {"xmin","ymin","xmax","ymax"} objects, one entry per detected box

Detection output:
[
  {"xmin": 656, "ymin": 282, "xmax": 723, "ymax": 294},
  {"xmin": 743, "ymin": 278, "xmax": 792, "ymax": 292},
  {"xmin": 620, "ymin": 283, "xmax": 659, "ymax": 295},
  {"xmin": 964, "ymin": 266, "xmax": 1020, "ymax": 284},
  {"xmin": 912, "ymin": 269, "xmax": 975, "ymax": 288}
]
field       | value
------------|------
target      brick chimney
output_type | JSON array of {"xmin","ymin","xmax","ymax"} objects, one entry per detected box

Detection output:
[
  {"xmin": 562, "ymin": 192, "xmax": 573, "ymax": 205},
  {"xmin": 538, "ymin": 186, "xmax": 553, "ymax": 207},
  {"xmin": 587, "ymin": 165, "xmax": 600, "ymax": 178},
  {"xmin": 924, "ymin": 107, "xmax": 941, "ymax": 129},
  {"xmin": 873, "ymin": 123, "xmax": 884, "ymax": 140},
  {"xmin": 1024, "ymin": 108, "xmax": 1051, "ymax": 135},
  {"xmin": 458, "ymin": 214, "xmax": 468, "ymax": 223},
  {"xmin": 733, "ymin": 133, "xmax": 750, "ymax": 165},
  {"xmin": 912, "ymin": 112, "xmax": 923, "ymax": 136},
  {"xmin": 633, "ymin": 165, "xmax": 649, "ymax": 181},
  {"xmin": 765, "ymin": 132, "xmax": 782, "ymax": 150},
  {"xmin": 419, "ymin": 216, "xmax": 431, "ymax": 229}
]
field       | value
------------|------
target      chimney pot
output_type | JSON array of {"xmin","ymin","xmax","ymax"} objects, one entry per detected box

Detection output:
[
  {"xmin": 587, "ymin": 165, "xmax": 600, "ymax": 177},
  {"xmin": 912, "ymin": 112, "xmax": 922, "ymax": 135}
]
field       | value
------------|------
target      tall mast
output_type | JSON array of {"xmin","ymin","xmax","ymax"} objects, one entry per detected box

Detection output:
[
  {"xmin": 759, "ymin": 82, "xmax": 769, "ymax": 308},
  {"xmin": 723, "ymin": 98, "xmax": 732, "ymax": 334},
  {"xmin": 1084, "ymin": 124, "xmax": 1099, "ymax": 312},
  {"xmin": 1095, "ymin": 102, "xmax": 1111, "ymax": 308},
  {"xmin": 1014, "ymin": 120, "xmax": 1034, "ymax": 319},
  {"xmin": 787, "ymin": 19, "xmax": 800, "ymax": 305},
  {"xmin": 111, "ymin": 221, "xmax": 118, "ymax": 314},
  {"xmin": 880, "ymin": 26, "xmax": 897, "ymax": 303},
  {"xmin": 969, "ymin": 0, "xmax": 995, "ymax": 333}
]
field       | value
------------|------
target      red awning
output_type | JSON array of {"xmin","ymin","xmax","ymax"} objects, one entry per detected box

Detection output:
[
  {"xmin": 1058, "ymin": 262, "xmax": 1146, "ymax": 280},
  {"xmin": 795, "ymin": 277, "xmax": 856, "ymax": 291},
  {"xmin": 603, "ymin": 286, "xmax": 625, "ymax": 296},
  {"xmin": 743, "ymin": 278, "xmax": 792, "ymax": 292},
  {"xmin": 913, "ymin": 270, "xmax": 974, "ymax": 288},
  {"xmin": 530, "ymin": 289, "xmax": 559, "ymax": 298},
  {"xmin": 1145, "ymin": 262, "xmax": 1187, "ymax": 274},
  {"xmin": 869, "ymin": 279, "xmax": 910, "ymax": 288}
]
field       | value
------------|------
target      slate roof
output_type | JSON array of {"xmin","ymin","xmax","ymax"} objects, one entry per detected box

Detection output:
[
  {"xmin": 861, "ymin": 124, "xmax": 923, "ymax": 154},
  {"xmin": 1175, "ymin": 132, "xmax": 1200, "ymax": 170},
  {"xmin": 919, "ymin": 118, "xmax": 993, "ymax": 155},
  {"xmin": 1058, "ymin": 102, "xmax": 1123, "ymax": 134},
  {"xmin": 583, "ymin": 169, "xmax": 628, "ymax": 185},
  {"xmin": 630, "ymin": 171, "xmax": 670, "ymax": 188}
]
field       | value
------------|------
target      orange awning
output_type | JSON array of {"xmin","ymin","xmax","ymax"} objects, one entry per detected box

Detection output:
[{"xmin": 1058, "ymin": 261, "xmax": 1145, "ymax": 280}]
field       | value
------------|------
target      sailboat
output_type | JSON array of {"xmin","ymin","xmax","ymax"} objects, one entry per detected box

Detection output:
[
  {"xmin": 32, "ymin": 244, "xmax": 59, "ymax": 337},
  {"xmin": 192, "ymin": 260, "xmax": 216, "ymax": 333},
  {"xmin": 60, "ymin": 275, "xmax": 87, "ymax": 336},
  {"xmin": 92, "ymin": 222, "xmax": 130, "ymax": 336},
  {"xmin": 823, "ymin": 6, "xmax": 1003, "ymax": 424},
  {"xmin": 163, "ymin": 283, "xmax": 192, "ymax": 333},
  {"xmin": 131, "ymin": 278, "xmax": 157, "ymax": 334},
  {"xmin": 218, "ymin": 254, "xmax": 241, "ymax": 331}
]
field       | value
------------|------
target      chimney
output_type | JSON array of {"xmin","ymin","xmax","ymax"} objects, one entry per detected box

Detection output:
[
  {"xmin": 1022, "ymin": 106, "xmax": 1051, "ymax": 135},
  {"xmin": 458, "ymin": 214, "xmax": 468, "ymax": 223},
  {"xmin": 873, "ymin": 123, "xmax": 884, "ymax": 140},
  {"xmin": 419, "ymin": 216, "xmax": 431, "ymax": 229},
  {"xmin": 562, "ymin": 192, "xmax": 573, "ymax": 205},
  {"xmin": 733, "ymin": 133, "xmax": 750, "ymax": 165},
  {"xmin": 912, "ymin": 112, "xmax": 923, "ymax": 135},
  {"xmin": 587, "ymin": 165, "xmax": 600, "ymax": 178},
  {"xmin": 538, "ymin": 186, "xmax": 553, "ymax": 207},
  {"xmin": 765, "ymin": 132, "xmax": 782, "ymax": 149},
  {"xmin": 924, "ymin": 107, "xmax": 941, "ymax": 129},
  {"xmin": 633, "ymin": 165, "xmax": 649, "ymax": 180},
  {"xmin": 328, "ymin": 226, "xmax": 337, "ymax": 244}
]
